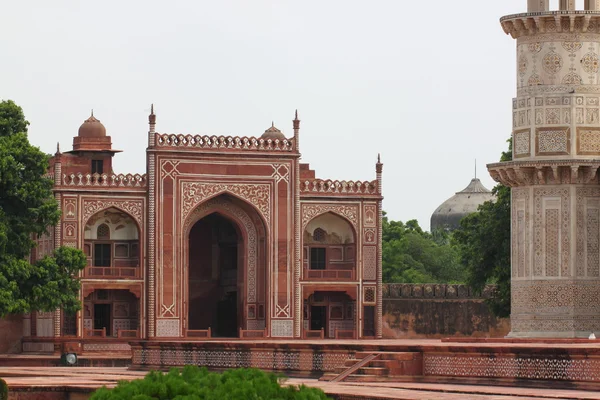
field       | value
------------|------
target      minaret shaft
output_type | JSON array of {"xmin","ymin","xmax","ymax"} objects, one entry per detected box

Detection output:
[{"xmin": 489, "ymin": 6, "xmax": 600, "ymax": 338}]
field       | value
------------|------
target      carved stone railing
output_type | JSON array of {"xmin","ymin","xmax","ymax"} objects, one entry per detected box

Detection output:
[
  {"xmin": 304, "ymin": 268, "xmax": 354, "ymax": 281},
  {"xmin": 301, "ymin": 179, "xmax": 379, "ymax": 195},
  {"xmin": 155, "ymin": 134, "xmax": 295, "ymax": 152},
  {"xmin": 117, "ymin": 329, "xmax": 140, "ymax": 339},
  {"xmin": 186, "ymin": 328, "xmax": 212, "ymax": 338},
  {"xmin": 62, "ymin": 173, "xmax": 147, "ymax": 187},
  {"xmin": 335, "ymin": 329, "xmax": 356, "ymax": 339},
  {"xmin": 239, "ymin": 328, "xmax": 267, "ymax": 338},
  {"xmin": 303, "ymin": 328, "xmax": 325, "ymax": 339},
  {"xmin": 383, "ymin": 284, "xmax": 497, "ymax": 299},
  {"xmin": 85, "ymin": 266, "xmax": 139, "ymax": 279}
]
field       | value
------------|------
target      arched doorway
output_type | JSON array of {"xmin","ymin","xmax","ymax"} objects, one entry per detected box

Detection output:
[{"xmin": 188, "ymin": 213, "xmax": 242, "ymax": 337}]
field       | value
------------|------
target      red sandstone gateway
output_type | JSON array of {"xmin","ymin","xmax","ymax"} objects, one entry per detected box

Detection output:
[{"xmin": 24, "ymin": 108, "xmax": 383, "ymax": 354}]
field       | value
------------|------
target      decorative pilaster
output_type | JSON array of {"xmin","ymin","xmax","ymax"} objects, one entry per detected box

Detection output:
[
  {"xmin": 147, "ymin": 108, "xmax": 156, "ymax": 338},
  {"xmin": 53, "ymin": 145, "xmax": 62, "ymax": 337},
  {"xmin": 293, "ymin": 110, "xmax": 302, "ymax": 338},
  {"xmin": 375, "ymin": 155, "xmax": 383, "ymax": 338}
]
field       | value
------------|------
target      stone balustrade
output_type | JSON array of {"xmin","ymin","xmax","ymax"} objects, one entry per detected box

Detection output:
[
  {"xmin": 301, "ymin": 179, "xmax": 379, "ymax": 195},
  {"xmin": 155, "ymin": 133, "xmax": 295, "ymax": 152},
  {"xmin": 62, "ymin": 173, "xmax": 147, "ymax": 188},
  {"xmin": 383, "ymin": 283, "xmax": 497, "ymax": 299}
]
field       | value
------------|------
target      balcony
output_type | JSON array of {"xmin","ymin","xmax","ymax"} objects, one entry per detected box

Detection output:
[
  {"xmin": 303, "ymin": 268, "xmax": 355, "ymax": 281},
  {"xmin": 84, "ymin": 266, "xmax": 139, "ymax": 279}
]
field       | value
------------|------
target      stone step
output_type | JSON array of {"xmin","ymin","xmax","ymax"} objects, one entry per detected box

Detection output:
[
  {"xmin": 357, "ymin": 366, "xmax": 389, "ymax": 376},
  {"xmin": 345, "ymin": 374, "xmax": 389, "ymax": 383}
]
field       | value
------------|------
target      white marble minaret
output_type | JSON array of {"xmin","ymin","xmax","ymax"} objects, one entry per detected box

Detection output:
[{"xmin": 489, "ymin": 0, "xmax": 600, "ymax": 337}]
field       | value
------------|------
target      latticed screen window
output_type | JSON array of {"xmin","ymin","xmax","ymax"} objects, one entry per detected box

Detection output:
[
  {"xmin": 310, "ymin": 248, "xmax": 326, "ymax": 270},
  {"xmin": 62, "ymin": 311, "xmax": 77, "ymax": 336},
  {"xmin": 313, "ymin": 228, "xmax": 326, "ymax": 242},
  {"xmin": 97, "ymin": 224, "xmax": 110, "ymax": 239}
]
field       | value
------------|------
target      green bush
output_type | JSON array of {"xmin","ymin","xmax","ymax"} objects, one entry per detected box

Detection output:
[
  {"xmin": 90, "ymin": 366, "xmax": 331, "ymax": 400},
  {"xmin": 0, "ymin": 378, "xmax": 7, "ymax": 400}
]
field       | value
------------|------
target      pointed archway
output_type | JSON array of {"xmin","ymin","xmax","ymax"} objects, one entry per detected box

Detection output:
[{"xmin": 183, "ymin": 194, "xmax": 268, "ymax": 338}]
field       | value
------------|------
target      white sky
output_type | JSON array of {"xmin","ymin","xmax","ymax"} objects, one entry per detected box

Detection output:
[{"xmin": 1, "ymin": 0, "xmax": 547, "ymax": 231}]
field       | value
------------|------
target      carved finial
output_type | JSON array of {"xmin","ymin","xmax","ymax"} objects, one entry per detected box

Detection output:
[
  {"xmin": 91, "ymin": 109, "xmax": 94, "ymax": 117},
  {"xmin": 377, "ymin": 153, "xmax": 381, "ymax": 164},
  {"xmin": 56, "ymin": 142, "xmax": 61, "ymax": 155},
  {"xmin": 272, "ymin": 121, "xmax": 275, "ymax": 128},
  {"xmin": 475, "ymin": 159, "xmax": 477, "ymax": 179},
  {"xmin": 293, "ymin": 110, "xmax": 301, "ymax": 131},
  {"xmin": 149, "ymin": 104, "xmax": 156, "ymax": 125}
]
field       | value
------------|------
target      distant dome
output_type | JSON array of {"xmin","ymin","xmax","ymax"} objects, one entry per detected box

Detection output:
[
  {"xmin": 430, "ymin": 178, "xmax": 495, "ymax": 231},
  {"xmin": 78, "ymin": 113, "xmax": 106, "ymax": 138},
  {"xmin": 261, "ymin": 124, "xmax": 286, "ymax": 140}
]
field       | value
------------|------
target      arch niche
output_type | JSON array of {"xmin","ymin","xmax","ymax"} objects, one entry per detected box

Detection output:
[{"xmin": 183, "ymin": 194, "xmax": 268, "ymax": 338}]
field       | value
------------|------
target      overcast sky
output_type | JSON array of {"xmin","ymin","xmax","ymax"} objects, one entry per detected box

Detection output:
[{"xmin": 1, "ymin": 0, "xmax": 550, "ymax": 231}]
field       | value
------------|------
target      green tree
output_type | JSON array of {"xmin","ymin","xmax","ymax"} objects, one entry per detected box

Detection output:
[
  {"xmin": 382, "ymin": 214, "xmax": 466, "ymax": 284},
  {"xmin": 0, "ymin": 100, "xmax": 86, "ymax": 317},
  {"xmin": 453, "ymin": 139, "xmax": 512, "ymax": 317},
  {"xmin": 90, "ymin": 366, "xmax": 331, "ymax": 400}
]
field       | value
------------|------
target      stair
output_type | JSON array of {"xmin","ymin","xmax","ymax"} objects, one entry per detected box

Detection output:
[{"xmin": 321, "ymin": 351, "xmax": 423, "ymax": 382}]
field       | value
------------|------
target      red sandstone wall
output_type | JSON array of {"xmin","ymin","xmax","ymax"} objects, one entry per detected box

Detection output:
[
  {"xmin": 0, "ymin": 315, "xmax": 23, "ymax": 354},
  {"xmin": 382, "ymin": 284, "xmax": 510, "ymax": 339}
]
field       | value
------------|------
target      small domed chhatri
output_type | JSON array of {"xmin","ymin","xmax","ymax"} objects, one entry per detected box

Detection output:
[
  {"xmin": 430, "ymin": 177, "xmax": 494, "ymax": 232},
  {"xmin": 260, "ymin": 122, "xmax": 286, "ymax": 141},
  {"xmin": 78, "ymin": 111, "xmax": 106, "ymax": 138}
]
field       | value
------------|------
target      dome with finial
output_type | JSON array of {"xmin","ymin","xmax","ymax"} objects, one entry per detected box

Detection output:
[
  {"xmin": 261, "ymin": 122, "xmax": 286, "ymax": 140},
  {"xmin": 430, "ymin": 177, "xmax": 495, "ymax": 232},
  {"xmin": 78, "ymin": 111, "xmax": 106, "ymax": 138}
]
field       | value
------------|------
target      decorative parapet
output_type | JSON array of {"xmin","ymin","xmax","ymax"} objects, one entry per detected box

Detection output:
[
  {"xmin": 61, "ymin": 173, "xmax": 147, "ymax": 188},
  {"xmin": 500, "ymin": 11, "xmax": 600, "ymax": 38},
  {"xmin": 155, "ymin": 133, "xmax": 295, "ymax": 152},
  {"xmin": 383, "ymin": 284, "xmax": 497, "ymax": 299},
  {"xmin": 301, "ymin": 179, "xmax": 379, "ymax": 195},
  {"xmin": 488, "ymin": 160, "xmax": 600, "ymax": 187}
]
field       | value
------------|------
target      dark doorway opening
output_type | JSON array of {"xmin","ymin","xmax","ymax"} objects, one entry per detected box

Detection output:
[
  {"xmin": 363, "ymin": 306, "xmax": 376, "ymax": 337},
  {"xmin": 310, "ymin": 306, "xmax": 327, "ymax": 334},
  {"xmin": 188, "ymin": 213, "xmax": 240, "ymax": 337},
  {"xmin": 94, "ymin": 304, "xmax": 111, "ymax": 336}
]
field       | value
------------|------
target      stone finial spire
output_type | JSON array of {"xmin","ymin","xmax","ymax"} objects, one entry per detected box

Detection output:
[
  {"xmin": 293, "ymin": 110, "xmax": 300, "ymax": 151},
  {"xmin": 376, "ymin": 153, "xmax": 383, "ymax": 174},
  {"xmin": 148, "ymin": 104, "xmax": 157, "ymax": 148},
  {"xmin": 56, "ymin": 142, "xmax": 61, "ymax": 156}
]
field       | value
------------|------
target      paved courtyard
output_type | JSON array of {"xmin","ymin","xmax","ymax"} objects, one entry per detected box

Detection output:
[{"xmin": 2, "ymin": 366, "xmax": 600, "ymax": 400}]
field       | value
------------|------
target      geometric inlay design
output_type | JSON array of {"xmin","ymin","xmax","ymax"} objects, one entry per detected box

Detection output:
[
  {"xmin": 582, "ymin": 52, "xmax": 599, "ymax": 74},
  {"xmin": 156, "ymin": 319, "xmax": 180, "ymax": 337},
  {"xmin": 542, "ymin": 51, "xmax": 563, "ymax": 75},
  {"xmin": 363, "ymin": 286, "xmax": 376, "ymax": 304},
  {"xmin": 545, "ymin": 209, "xmax": 560, "ymax": 277},
  {"xmin": 514, "ymin": 129, "xmax": 531, "ymax": 157},
  {"xmin": 587, "ymin": 208, "xmax": 600, "ymax": 278},
  {"xmin": 132, "ymin": 348, "xmax": 353, "ymax": 372},
  {"xmin": 424, "ymin": 354, "xmax": 600, "ymax": 381},
  {"xmin": 537, "ymin": 128, "xmax": 569, "ymax": 155},
  {"xmin": 271, "ymin": 320, "xmax": 294, "ymax": 338},
  {"xmin": 578, "ymin": 128, "xmax": 600, "ymax": 155},
  {"xmin": 363, "ymin": 246, "xmax": 377, "ymax": 281}
]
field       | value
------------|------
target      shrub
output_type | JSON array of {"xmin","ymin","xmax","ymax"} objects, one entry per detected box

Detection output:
[
  {"xmin": 90, "ymin": 366, "xmax": 331, "ymax": 400},
  {"xmin": 0, "ymin": 378, "xmax": 7, "ymax": 400}
]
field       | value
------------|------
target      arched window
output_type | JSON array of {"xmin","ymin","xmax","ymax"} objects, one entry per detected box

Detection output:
[
  {"xmin": 313, "ymin": 228, "xmax": 326, "ymax": 242},
  {"xmin": 97, "ymin": 224, "xmax": 110, "ymax": 240}
]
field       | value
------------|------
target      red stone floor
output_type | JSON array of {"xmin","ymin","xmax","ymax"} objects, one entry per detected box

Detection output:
[{"xmin": 1, "ymin": 367, "xmax": 600, "ymax": 400}]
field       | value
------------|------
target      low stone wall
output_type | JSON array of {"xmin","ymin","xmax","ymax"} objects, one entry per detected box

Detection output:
[
  {"xmin": 0, "ymin": 315, "xmax": 22, "ymax": 354},
  {"xmin": 382, "ymin": 284, "xmax": 510, "ymax": 339}
]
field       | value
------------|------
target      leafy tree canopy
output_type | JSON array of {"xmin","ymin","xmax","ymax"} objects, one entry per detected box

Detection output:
[
  {"xmin": 452, "ymin": 139, "xmax": 512, "ymax": 317},
  {"xmin": 382, "ymin": 215, "xmax": 466, "ymax": 284},
  {"xmin": 0, "ymin": 100, "xmax": 86, "ymax": 317},
  {"xmin": 90, "ymin": 366, "xmax": 331, "ymax": 400}
]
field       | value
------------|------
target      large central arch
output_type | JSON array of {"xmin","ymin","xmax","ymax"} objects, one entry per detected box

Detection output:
[{"xmin": 182, "ymin": 194, "xmax": 268, "ymax": 337}]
